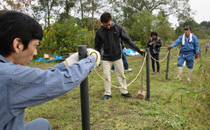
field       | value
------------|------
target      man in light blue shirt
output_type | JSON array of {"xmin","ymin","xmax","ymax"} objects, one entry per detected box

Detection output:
[
  {"xmin": 168, "ymin": 25, "xmax": 200, "ymax": 81},
  {"xmin": 0, "ymin": 10, "xmax": 100, "ymax": 130}
]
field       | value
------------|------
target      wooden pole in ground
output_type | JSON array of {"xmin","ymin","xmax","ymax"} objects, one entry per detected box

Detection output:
[
  {"xmin": 78, "ymin": 45, "xmax": 90, "ymax": 130},
  {"xmin": 146, "ymin": 48, "xmax": 150, "ymax": 101},
  {"xmin": 166, "ymin": 50, "xmax": 170, "ymax": 80},
  {"xmin": 199, "ymin": 48, "xmax": 201, "ymax": 59}
]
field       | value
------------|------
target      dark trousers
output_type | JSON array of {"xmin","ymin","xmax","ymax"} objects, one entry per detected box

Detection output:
[{"xmin": 151, "ymin": 53, "xmax": 160, "ymax": 72}]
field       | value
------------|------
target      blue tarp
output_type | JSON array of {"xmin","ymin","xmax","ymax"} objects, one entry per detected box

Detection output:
[
  {"xmin": 36, "ymin": 56, "xmax": 63, "ymax": 63},
  {"xmin": 123, "ymin": 48, "xmax": 145, "ymax": 56}
]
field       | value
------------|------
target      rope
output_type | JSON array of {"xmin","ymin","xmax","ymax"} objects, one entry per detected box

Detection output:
[
  {"xmin": 93, "ymin": 52, "xmax": 147, "ymax": 89},
  {"xmin": 149, "ymin": 51, "xmax": 169, "ymax": 63},
  {"xmin": 140, "ymin": 57, "xmax": 144, "ymax": 92},
  {"xmin": 150, "ymin": 49, "xmax": 180, "ymax": 62},
  {"xmin": 174, "ymin": 50, "xmax": 180, "ymax": 57}
]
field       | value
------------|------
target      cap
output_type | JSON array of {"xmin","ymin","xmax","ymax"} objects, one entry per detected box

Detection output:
[{"xmin": 184, "ymin": 25, "xmax": 191, "ymax": 30}]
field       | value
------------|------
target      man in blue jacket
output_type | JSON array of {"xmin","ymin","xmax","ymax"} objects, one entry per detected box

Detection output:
[
  {"xmin": 0, "ymin": 10, "xmax": 100, "ymax": 130},
  {"xmin": 95, "ymin": 12, "xmax": 144, "ymax": 100},
  {"xmin": 168, "ymin": 25, "xmax": 199, "ymax": 81}
]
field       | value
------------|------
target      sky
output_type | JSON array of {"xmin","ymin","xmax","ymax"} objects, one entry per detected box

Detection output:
[{"xmin": 169, "ymin": 0, "xmax": 210, "ymax": 27}]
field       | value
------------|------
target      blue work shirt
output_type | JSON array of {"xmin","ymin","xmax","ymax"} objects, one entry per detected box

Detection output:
[
  {"xmin": 0, "ymin": 55, "xmax": 96, "ymax": 130},
  {"xmin": 171, "ymin": 35, "xmax": 200, "ymax": 54}
]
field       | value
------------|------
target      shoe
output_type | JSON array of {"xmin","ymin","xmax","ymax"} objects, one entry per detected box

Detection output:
[
  {"xmin": 125, "ymin": 68, "xmax": 132, "ymax": 72},
  {"xmin": 152, "ymin": 72, "xmax": 156, "ymax": 75},
  {"xmin": 156, "ymin": 72, "xmax": 160, "ymax": 75},
  {"xmin": 111, "ymin": 70, "xmax": 115, "ymax": 72},
  {"xmin": 121, "ymin": 93, "xmax": 133, "ymax": 98},
  {"xmin": 102, "ymin": 95, "xmax": 112, "ymax": 100}
]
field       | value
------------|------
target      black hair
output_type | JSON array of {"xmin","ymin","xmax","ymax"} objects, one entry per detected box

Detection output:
[
  {"xmin": 0, "ymin": 10, "xmax": 43, "ymax": 57},
  {"xmin": 100, "ymin": 12, "xmax": 112, "ymax": 23},
  {"xmin": 151, "ymin": 31, "xmax": 158, "ymax": 37}
]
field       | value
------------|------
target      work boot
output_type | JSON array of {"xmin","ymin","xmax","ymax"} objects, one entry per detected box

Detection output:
[
  {"xmin": 176, "ymin": 67, "xmax": 183, "ymax": 81},
  {"xmin": 187, "ymin": 69, "xmax": 193, "ymax": 81}
]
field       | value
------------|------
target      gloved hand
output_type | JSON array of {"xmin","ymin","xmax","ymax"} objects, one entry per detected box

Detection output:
[
  {"xmin": 195, "ymin": 54, "xmax": 199, "ymax": 59},
  {"xmin": 65, "ymin": 48, "xmax": 101, "ymax": 67},
  {"xmin": 137, "ymin": 49, "xmax": 145, "ymax": 56},
  {"xmin": 168, "ymin": 46, "xmax": 173, "ymax": 50},
  {"xmin": 86, "ymin": 48, "xmax": 101, "ymax": 67}
]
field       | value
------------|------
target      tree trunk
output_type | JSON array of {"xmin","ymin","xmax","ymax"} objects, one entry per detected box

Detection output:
[
  {"xmin": 80, "ymin": 0, "xmax": 84, "ymax": 27},
  {"xmin": 47, "ymin": 0, "xmax": 51, "ymax": 30},
  {"xmin": 91, "ymin": 0, "xmax": 94, "ymax": 31},
  {"xmin": 66, "ymin": 0, "xmax": 70, "ymax": 17}
]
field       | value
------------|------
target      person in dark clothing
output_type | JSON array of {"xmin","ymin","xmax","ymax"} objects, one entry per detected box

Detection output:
[
  {"xmin": 148, "ymin": 31, "xmax": 162, "ymax": 75},
  {"xmin": 95, "ymin": 12, "xmax": 144, "ymax": 100}
]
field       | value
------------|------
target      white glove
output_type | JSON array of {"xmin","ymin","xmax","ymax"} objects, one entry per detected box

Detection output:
[{"xmin": 65, "ymin": 48, "xmax": 100, "ymax": 67}]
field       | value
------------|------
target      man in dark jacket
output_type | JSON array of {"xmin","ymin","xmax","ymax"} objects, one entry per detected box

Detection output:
[
  {"xmin": 148, "ymin": 31, "xmax": 162, "ymax": 75},
  {"xmin": 95, "ymin": 12, "xmax": 144, "ymax": 100}
]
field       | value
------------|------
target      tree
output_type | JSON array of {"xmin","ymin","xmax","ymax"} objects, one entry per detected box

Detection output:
[
  {"xmin": 129, "ymin": 11, "xmax": 156, "ymax": 46},
  {"xmin": 33, "ymin": 0, "xmax": 61, "ymax": 29},
  {"xmin": 128, "ymin": 11, "xmax": 175, "ymax": 47},
  {"xmin": 85, "ymin": 0, "xmax": 100, "ymax": 31},
  {"xmin": 1, "ymin": 0, "xmax": 34, "ymax": 13},
  {"xmin": 116, "ymin": 0, "xmax": 193, "ymax": 28},
  {"xmin": 154, "ymin": 12, "xmax": 175, "ymax": 41},
  {"xmin": 57, "ymin": 0, "xmax": 77, "ymax": 22},
  {"xmin": 76, "ymin": 0, "xmax": 103, "ymax": 30}
]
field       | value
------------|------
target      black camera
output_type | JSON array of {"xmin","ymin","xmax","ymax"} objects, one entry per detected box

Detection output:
[{"xmin": 151, "ymin": 41, "xmax": 156, "ymax": 45}]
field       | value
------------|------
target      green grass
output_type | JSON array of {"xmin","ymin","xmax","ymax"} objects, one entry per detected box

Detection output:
[{"xmin": 26, "ymin": 48, "xmax": 210, "ymax": 130}]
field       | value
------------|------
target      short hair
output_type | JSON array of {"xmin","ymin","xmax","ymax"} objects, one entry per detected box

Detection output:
[
  {"xmin": 100, "ymin": 12, "xmax": 112, "ymax": 23},
  {"xmin": 151, "ymin": 31, "xmax": 158, "ymax": 37},
  {"xmin": 0, "ymin": 10, "xmax": 43, "ymax": 57}
]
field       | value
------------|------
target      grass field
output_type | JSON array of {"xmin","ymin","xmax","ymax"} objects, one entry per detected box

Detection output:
[{"xmin": 26, "ymin": 47, "xmax": 210, "ymax": 130}]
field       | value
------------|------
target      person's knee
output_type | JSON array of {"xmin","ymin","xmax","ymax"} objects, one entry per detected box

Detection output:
[
  {"xmin": 177, "ymin": 62, "xmax": 183, "ymax": 67},
  {"xmin": 25, "ymin": 118, "xmax": 51, "ymax": 130},
  {"xmin": 186, "ymin": 63, "xmax": 194, "ymax": 69},
  {"xmin": 37, "ymin": 118, "xmax": 51, "ymax": 130},
  {"xmin": 186, "ymin": 59, "xmax": 194, "ymax": 69},
  {"xmin": 38, "ymin": 118, "xmax": 50, "ymax": 124}
]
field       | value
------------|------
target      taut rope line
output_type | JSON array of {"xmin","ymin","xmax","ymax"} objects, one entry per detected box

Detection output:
[
  {"xmin": 93, "ymin": 52, "xmax": 147, "ymax": 89},
  {"xmin": 149, "ymin": 51, "xmax": 169, "ymax": 63},
  {"xmin": 149, "ymin": 49, "xmax": 180, "ymax": 62}
]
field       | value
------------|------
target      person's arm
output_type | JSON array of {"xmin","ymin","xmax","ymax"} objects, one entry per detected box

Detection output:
[
  {"xmin": 95, "ymin": 31, "xmax": 101, "ymax": 52},
  {"xmin": 194, "ymin": 36, "xmax": 200, "ymax": 54},
  {"xmin": 9, "ymin": 56, "xmax": 96, "ymax": 110},
  {"xmin": 171, "ymin": 36, "xmax": 182, "ymax": 48},
  {"xmin": 120, "ymin": 26, "xmax": 140, "ymax": 51},
  {"xmin": 148, "ymin": 39, "xmax": 152, "ymax": 47}
]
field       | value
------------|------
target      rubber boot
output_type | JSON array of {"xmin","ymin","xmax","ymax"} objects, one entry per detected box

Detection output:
[
  {"xmin": 187, "ymin": 69, "xmax": 193, "ymax": 81},
  {"xmin": 177, "ymin": 67, "xmax": 183, "ymax": 81}
]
